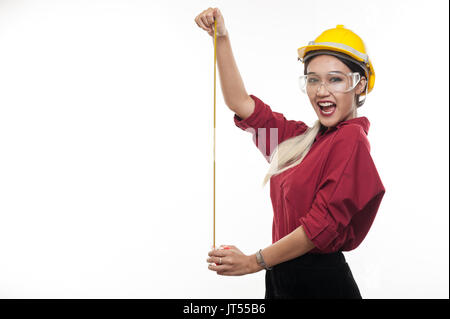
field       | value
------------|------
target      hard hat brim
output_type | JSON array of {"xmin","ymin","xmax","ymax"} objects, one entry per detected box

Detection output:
[{"xmin": 298, "ymin": 44, "xmax": 366, "ymax": 65}]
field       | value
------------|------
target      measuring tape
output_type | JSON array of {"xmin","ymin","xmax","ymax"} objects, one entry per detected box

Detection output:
[
  {"xmin": 213, "ymin": 19, "xmax": 230, "ymax": 258},
  {"xmin": 213, "ymin": 18, "xmax": 217, "ymax": 249}
]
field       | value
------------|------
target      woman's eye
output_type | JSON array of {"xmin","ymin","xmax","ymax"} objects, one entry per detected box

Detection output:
[
  {"xmin": 330, "ymin": 77, "xmax": 342, "ymax": 82},
  {"xmin": 307, "ymin": 77, "xmax": 319, "ymax": 83}
]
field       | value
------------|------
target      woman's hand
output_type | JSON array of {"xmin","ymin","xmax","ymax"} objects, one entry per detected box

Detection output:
[
  {"xmin": 194, "ymin": 7, "xmax": 228, "ymax": 38},
  {"xmin": 207, "ymin": 245, "xmax": 264, "ymax": 276}
]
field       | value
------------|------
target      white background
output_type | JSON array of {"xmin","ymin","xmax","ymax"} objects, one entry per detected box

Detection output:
[{"xmin": 0, "ymin": 0, "xmax": 448, "ymax": 298}]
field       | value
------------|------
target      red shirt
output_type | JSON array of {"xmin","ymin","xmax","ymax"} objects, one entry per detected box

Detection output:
[{"xmin": 234, "ymin": 94, "xmax": 386, "ymax": 253}]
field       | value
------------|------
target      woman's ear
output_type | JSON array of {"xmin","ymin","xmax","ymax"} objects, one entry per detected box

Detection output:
[{"xmin": 357, "ymin": 76, "xmax": 367, "ymax": 94}]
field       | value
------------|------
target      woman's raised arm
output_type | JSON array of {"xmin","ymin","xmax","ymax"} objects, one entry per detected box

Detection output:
[{"xmin": 194, "ymin": 7, "xmax": 254, "ymax": 120}]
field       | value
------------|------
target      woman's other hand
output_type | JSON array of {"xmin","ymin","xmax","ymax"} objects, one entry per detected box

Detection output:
[{"xmin": 207, "ymin": 245, "xmax": 263, "ymax": 276}]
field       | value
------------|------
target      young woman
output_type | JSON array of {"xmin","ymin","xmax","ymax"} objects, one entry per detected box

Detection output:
[{"xmin": 195, "ymin": 7, "xmax": 386, "ymax": 299}]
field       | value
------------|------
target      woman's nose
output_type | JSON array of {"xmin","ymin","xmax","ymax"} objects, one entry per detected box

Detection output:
[{"xmin": 316, "ymin": 82, "xmax": 330, "ymax": 96}]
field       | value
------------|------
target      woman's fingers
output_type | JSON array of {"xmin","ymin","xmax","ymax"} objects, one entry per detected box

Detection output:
[
  {"xmin": 208, "ymin": 262, "xmax": 231, "ymax": 274},
  {"xmin": 200, "ymin": 15, "xmax": 211, "ymax": 30},
  {"xmin": 205, "ymin": 12, "xmax": 214, "ymax": 26},
  {"xmin": 195, "ymin": 7, "xmax": 227, "ymax": 37},
  {"xmin": 206, "ymin": 256, "xmax": 227, "ymax": 265},
  {"xmin": 208, "ymin": 264, "xmax": 242, "ymax": 276},
  {"xmin": 208, "ymin": 248, "xmax": 229, "ymax": 257},
  {"xmin": 207, "ymin": 247, "xmax": 251, "ymax": 276},
  {"xmin": 201, "ymin": 8, "xmax": 214, "ymax": 28},
  {"xmin": 195, "ymin": 13, "xmax": 209, "ymax": 31}
]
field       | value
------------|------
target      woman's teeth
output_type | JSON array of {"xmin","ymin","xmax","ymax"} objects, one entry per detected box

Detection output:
[{"xmin": 318, "ymin": 102, "xmax": 336, "ymax": 116}]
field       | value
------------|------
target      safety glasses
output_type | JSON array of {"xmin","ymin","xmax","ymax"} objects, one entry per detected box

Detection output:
[{"xmin": 298, "ymin": 71, "xmax": 361, "ymax": 94}]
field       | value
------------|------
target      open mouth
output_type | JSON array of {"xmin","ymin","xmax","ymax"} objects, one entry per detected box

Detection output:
[{"xmin": 317, "ymin": 101, "xmax": 336, "ymax": 116}]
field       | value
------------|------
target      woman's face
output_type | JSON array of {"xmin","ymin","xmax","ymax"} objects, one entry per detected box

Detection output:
[{"xmin": 306, "ymin": 55, "xmax": 366, "ymax": 128}]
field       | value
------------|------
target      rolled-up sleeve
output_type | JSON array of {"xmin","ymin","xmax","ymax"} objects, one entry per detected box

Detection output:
[
  {"xmin": 299, "ymin": 126, "xmax": 386, "ymax": 252},
  {"xmin": 234, "ymin": 94, "xmax": 308, "ymax": 162}
]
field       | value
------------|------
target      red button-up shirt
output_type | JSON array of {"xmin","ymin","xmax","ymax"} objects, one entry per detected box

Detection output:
[{"xmin": 234, "ymin": 94, "xmax": 386, "ymax": 253}]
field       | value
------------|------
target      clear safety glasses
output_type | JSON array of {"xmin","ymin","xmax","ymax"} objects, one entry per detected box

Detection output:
[{"xmin": 298, "ymin": 71, "xmax": 361, "ymax": 94}]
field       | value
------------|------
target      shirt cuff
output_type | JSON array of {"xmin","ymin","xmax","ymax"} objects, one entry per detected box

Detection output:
[
  {"xmin": 299, "ymin": 210, "xmax": 340, "ymax": 252},
  {"xmin": 233, "ymin": 94, "xmax": 265, "ymax": 130}
]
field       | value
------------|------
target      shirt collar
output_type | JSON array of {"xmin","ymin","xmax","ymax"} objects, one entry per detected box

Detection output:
[
  {"xmin": 316, "ymin": 116, "xmax": 370, "ymax": 140},
  {"xmin": 336, "ymin": 116, "xmax": 370, "ymax": 134}
]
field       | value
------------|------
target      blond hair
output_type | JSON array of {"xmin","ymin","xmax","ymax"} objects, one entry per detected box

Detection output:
[{"xmin": 261, "ymin": 120, "xmax": 322, "ymax": 187}]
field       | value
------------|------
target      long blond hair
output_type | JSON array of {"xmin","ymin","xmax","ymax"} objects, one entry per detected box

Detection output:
[
  {"xmin": 261, "ymin": 120, "xmax": 322, "ymax": 187},
  {"xmin": 261, "ymin": 52, "xmax": 367, "ymax": 187}
]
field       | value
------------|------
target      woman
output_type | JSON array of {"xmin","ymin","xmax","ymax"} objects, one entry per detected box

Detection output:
[{"xmin": 195, "ymin": 8, "xmax": 386, "ymax": 299}]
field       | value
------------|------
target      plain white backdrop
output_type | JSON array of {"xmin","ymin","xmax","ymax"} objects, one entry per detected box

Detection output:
[{"xmin": 0, "ymin": 0, "xmax": 448, "ymax": 298}]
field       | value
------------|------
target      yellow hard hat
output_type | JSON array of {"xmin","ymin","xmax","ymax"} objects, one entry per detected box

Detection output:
[{"xmin": 297, "ymin": 25, "xmax": 375, "ymax": 94}]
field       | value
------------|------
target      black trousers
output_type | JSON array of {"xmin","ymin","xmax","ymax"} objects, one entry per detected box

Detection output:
[{"xmin": 265, "ymin": 251, "xmax": 362, "ymax": 299}]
